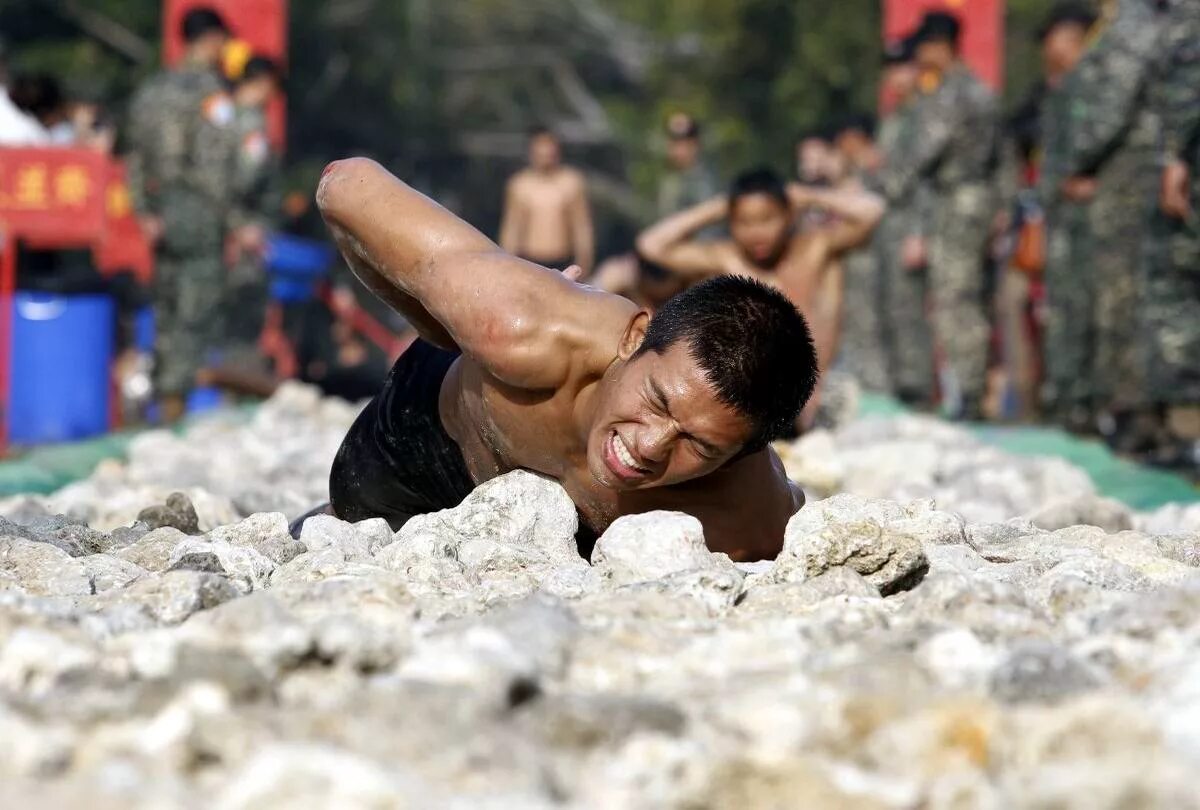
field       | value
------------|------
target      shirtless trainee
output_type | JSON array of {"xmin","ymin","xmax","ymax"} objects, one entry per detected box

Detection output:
[
  {"xmin": 636, "ymin": 167, "xmax": 885, "ymax": 371},
  {"xmin": 499, "ymin": 126, "xmax": 594, "ymax": 275},
  {"xmin": 316, "ymin": 158, "xmax": 819, "ymax": 561}
]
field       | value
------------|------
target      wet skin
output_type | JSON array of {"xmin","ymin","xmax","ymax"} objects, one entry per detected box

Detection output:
[{"xmin": 318, "ymin": 158, "xmax": 801, "ymax": 560}]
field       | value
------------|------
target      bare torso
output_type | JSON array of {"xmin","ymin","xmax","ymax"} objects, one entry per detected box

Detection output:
[{"xmin": 505, "ymin": 168, "xmax": 583, "ymax": 261}]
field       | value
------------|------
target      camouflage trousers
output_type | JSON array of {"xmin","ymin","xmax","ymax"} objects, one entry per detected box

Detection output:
[
  {"xmin": 1041, "ymin": 202, "xmax": 1095, "ymax": 417},
  {"xmin": 1142, "ymin": 206, "xmax": 1200, "ymax": 405},
  {"xmin": 876, "ymin": 211, "xmax": 934, "ymax": 402},
  {"xmin": 1088, "ymin": 184, "xmax": 1147, "ymax": 411},
  {"xmin": 152, "ymin": 250, "xmax": 227, "ymax": 396},
  {"xmin": 928, "ymin": 185, "xmax": 993, "ymax": 404},
  {"xmin": 837, "ymin": 244, "xmax": 890, "ymax": 392}
]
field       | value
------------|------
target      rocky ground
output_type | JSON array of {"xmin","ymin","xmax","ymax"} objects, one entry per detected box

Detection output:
[{"xmin": 1, "ymin": 383, "xmax": 1199, "ymax": 808}]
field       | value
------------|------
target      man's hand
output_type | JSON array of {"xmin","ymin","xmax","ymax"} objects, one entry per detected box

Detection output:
[
  {"xmin": 902, "ymin": 235, "xmax": 927, "ymax": 271},
  {"xmin": 1160, "ymin": 159, "xmax": 1192, "ymax": 220},
  {"xmin": 1061, "ymin": 176, "xmax": 1098, "ymax": 203}
]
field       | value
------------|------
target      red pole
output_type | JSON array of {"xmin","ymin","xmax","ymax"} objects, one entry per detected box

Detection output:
[{"xmin": 0, "ymin": 230, "xmax": 14, "ymax": 455}]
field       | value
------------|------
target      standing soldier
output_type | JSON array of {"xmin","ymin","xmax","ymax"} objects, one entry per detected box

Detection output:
[
  {"xmin": 875, "ymin": 33, "xmax": 936, "ymax": 407},
  {"xmin": 657, "ymin": 113, "xmax": 720, "ymax": 219},
  {"xmin": 880, "ymin": 12, "xmax": 999, "ymax": 420},
  {"xmin": 126, "ymin": 8, "xmax": 236, "ymax": 423},
  {"xmin": 834, "ymin": 114, "xmax": 891, "ymax": 393},
  {"xmin": 1036, "ymin": 2, "xmax": 1100, "ymax": 432},
  {"xmin": 224, "ymin": 56, "xmax": 283, "ymax": 371},
  {"xmin": 1059, "ymin": 0, "xmax": 1166, "ymax": 450},
  {"xmin": 1144, "ymin": 0, "xmax": 1200, "ymax": 469}
]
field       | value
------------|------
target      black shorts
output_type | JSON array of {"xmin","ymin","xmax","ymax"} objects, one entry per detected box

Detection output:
[{"xmin": 328, "ymin": 340, "xmax": 476, "ymax": 530}]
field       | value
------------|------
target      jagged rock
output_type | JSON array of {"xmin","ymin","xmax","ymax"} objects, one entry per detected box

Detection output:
[
  {"xmin": 591, "ymin": 512, "xmax": 733, "ymax": 586},
  {"xmin": 136, "ymin": 492, "xmax": 201, "ymax": 535},
  {"xmin": 736, "ymin": 566, "xmax": 880, "ymax": 615},
  {"xmin": 113, "ymin": 527, "xmax": 189, "ymax": 572},
  {"xmin": 769, "ymin": 510, "xmax": 928, "ymax": 596},
  {"xmin": 207, "ymin": 513, "xmax": 305, "ymax": 567},
  {"xmin": 1025, "ymin": 494, "xmax": 1134, "ymax": 533},
  {"xmin": 92, "ymin": 570, "xmax": 242, "ymax": 624},
  {"xmin": 0, "ymin": 538, "xmax": 91, "ymax": 596},
  {"xmin": 167, "ymin": 537, "xmax": 276, "ymax": 591}
]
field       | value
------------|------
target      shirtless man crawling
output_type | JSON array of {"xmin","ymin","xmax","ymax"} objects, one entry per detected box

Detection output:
[
  {"xmin": 314, "ymin": 158, "xmax": 819, "ymax": 561},
  {"xmin": 499, "ymin": 126, "xmax": 595, "ymax": 275},
  {"xmin": 636, "ymin": 167, "xmax": 885, "ymax": 372}
]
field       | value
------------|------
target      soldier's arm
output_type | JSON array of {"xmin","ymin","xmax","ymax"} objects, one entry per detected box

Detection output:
[
  {"xmin": 1159, "ymin": 23, "xmax": 1200, "ymax": 166},
  {"xmin": 1067, "ymin": 22, "xmax": 1161, "ymax": 174},
  {"xmin": 635, "ymin": 196, "xmax": 730, "ymax": 279},
  {"xmin": 879, "ymin": 89, "xmax": 959, "ymax": 201},
  {"xmin": 317, "ymin": 158, "xmax": 627, "ymax": 389}
]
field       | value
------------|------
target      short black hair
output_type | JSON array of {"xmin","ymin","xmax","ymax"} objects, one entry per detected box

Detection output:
[
  {"xmin": 1037, "ymin": 2, "xmax": 1098, "ymax": 41},
  {"xmin": 915, "ymin": 11, "xmax": 962, "ymax": 50},
  {"xmin": 635, "ymin": 276, "xmax": 818, "ymax": 449},
  {"xmin": 240, "ymin": 56, "xmax": 282, "ymax": 84},
  {"xmin": 729, "ymin": 167, "xmax": 788, "ymax": 208},
  {"xmin": 834, "ymin": 112, "xmax": 877, "ymax": 140},
  {"xmin": 528, "ymin": 124, "xmax": 557, "ymax": 140},
  {"xmin": 182, "ymin": 8, "xmax": 230, "ymax": 43}
]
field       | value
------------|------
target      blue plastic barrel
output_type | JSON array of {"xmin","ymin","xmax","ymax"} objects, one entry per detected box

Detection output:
[
  {"xmin": 9, "ymin": 292, "xmax": 114, "ymax": 444},
  {"xmin": 266, "ymin": 234, "xmax": 335, "ymax": 303}
]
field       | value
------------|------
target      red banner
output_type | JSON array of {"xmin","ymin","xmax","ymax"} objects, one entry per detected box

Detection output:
[
  {"xmin": 164, "ymin": 0, "xmax": 289, "ymax": 150},
  {"xmin": 884, "ymin": 0, "xmax": 1004, "ymax": 91},
  {"xmin": 0, "ymin": 148, "xmax": 108, "ymax": 246}
]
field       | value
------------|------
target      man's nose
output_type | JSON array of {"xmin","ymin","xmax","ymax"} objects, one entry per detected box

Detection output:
[{"xmin": 637, "ymin": 420, "xmax": 677, "ymax": 463}]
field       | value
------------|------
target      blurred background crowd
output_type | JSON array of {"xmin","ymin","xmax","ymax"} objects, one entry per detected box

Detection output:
[{"xmin": 0, "ymin": 0, "xmax": 1197, "ymax": 478}]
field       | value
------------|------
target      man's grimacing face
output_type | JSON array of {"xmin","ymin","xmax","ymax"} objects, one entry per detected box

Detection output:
[{"xmin": 586, "ymin": 315, "xmax": 755, "ymax": 492}]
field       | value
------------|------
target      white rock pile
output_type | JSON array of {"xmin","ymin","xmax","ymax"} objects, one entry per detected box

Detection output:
[{"xmin": 0, "ymin": 385, "xmax": 1197, "ymax": 808}]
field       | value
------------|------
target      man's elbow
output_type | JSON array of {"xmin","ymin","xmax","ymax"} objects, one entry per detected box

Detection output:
[
  {"xmin": 316, "ymin": 157, "xmax": 378, "ymax": 221},
  {"xmin": 634, "ymin": 233, "xmax": 661, "ymax": 264}
]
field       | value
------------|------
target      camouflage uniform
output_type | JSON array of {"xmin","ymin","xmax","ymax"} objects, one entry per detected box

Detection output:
[
  {"xmin": 875, "ymin": 100, "xmax": 935, "ymax": 403},
  {"xmin": 1143, "ymin": 0, "xmax": 1200, "ymax": 404},
  {"xmin": 838, "ymin": 172, "xmax": 891, "ymax": 393},
  {"xmin": 1037, "ymin": 70, "xmax": 1096, "ymax": 420},
  {"xmin": 1065, "ymin": 0, "xmax": 1165, "ymax": 413},
  {"xmin": 224, "ymin": 104, "xmax": 281, "ymax": 363},
  {"xmin": 882, "ymin": 63, "xmax": 998, "ymax": 412},
  {"xmin": 127, "ymin": 57, "xmax": 237, "ymax": 397}
]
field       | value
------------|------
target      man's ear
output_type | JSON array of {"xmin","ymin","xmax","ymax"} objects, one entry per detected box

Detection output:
[{"xmin": 617, "ymin": 310, "xmax": 652, "ymax": 360}]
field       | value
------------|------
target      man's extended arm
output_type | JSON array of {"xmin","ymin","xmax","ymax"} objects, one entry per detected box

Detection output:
[
  {"xmin": 569, "ymin": 172, "xmax": 595, "ymax": 275},
  {"xmin": 317, "ymin": 158, "xmax": 617, "ymax": 388},
  {"xmin": 635, "ymin": 196, "xmax": 728, "ymax": 278}
]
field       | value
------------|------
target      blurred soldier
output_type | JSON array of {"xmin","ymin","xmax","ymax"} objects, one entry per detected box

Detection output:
[
  {"xmin": 1144, "ymin": 0, "xmax": 1200, "ymax": 468},
  {"xmin": 499, "ymin": 126, "xmax": 594, "ymax": 275},
  {"xmin": 880, "ymin": 13, "xmax": 999, "ymax": 420},
  {"xmin": 224, "ymin": 56, "xmax": 284, "ymax": 369},
  {"xmin": 657, "ymin": 113, "xmax": 719, "ymax": 218},
  {"xmin": 1058, "ymin": 0, "xmax": 1166, "ymax": 449},
  {"xmin": 126, "ymin": 8, "xmax": 236, "ymax": 423},
  {"xmin": 875, "ymin": 33, "xmax": 936, "ymax": 407},
  {"xmin": 1035, "ymin": 2, "xmax": 1100, "ymax": 431},
  {"xmin": 833, "ymin": 114, "xmax": 891, "ymax": 392}
]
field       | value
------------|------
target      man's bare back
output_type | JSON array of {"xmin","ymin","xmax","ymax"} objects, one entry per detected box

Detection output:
[{"xmin": 317, "ymin": 158, "xmax": 817, "ymax": 560}]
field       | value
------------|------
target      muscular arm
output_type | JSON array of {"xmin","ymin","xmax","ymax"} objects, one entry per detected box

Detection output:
[
  {"xmin": 789, "ymin": 183, "xmax": 885, "ymax": 256},
  {"xmin": 498, "ymin": 176, "xmax": 526, "ymax": 255},
  {"xmin": 568, "ymin": 172, "xmax": 595, "ymax": 275},
  {"xmin": 317, "ymin": 158, "xmax": 623, "ymax": 388},
  {"xmin": 635, "ymin": 196, "xmax": 730, "ymax": 279}
]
